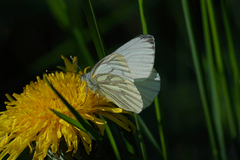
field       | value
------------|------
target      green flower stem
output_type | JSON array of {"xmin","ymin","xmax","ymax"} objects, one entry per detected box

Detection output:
[{"xmin": 181, "ymin": 0, "xmax": 219, "ymax": 159}]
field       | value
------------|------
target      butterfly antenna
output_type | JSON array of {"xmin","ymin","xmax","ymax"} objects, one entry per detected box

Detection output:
[{"xmin": 70, "ymin": 55, "xmax": 82, "ymax": 72}]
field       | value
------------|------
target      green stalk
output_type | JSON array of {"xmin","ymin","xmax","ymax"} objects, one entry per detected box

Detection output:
[
  {"xmin": 134, "ymin": 113, "xmax": 148, "ymax": 160},
  {"xmin": 154, "ymin": 96, "xmax": 168, "ymax": 160},
  {"xmin": 181, "ymin": 0, "xmax": 219, "ymax": 159},
  {"xmin": 138, "ymin": 116, "xmax": 162, "ymax": 156},
  {"xmin": 221, "ymin": 0, "xmax": 240, "ymax": 137},
  {"xmin": 100, "ymin": 115, "xmax": 121, "ymax": 160},
  {"xmin": 200, "ymin": 1, "xmax": 226, "ymax": 159},
  {"xmin": 138, "ymin": 0, "xmax": 166, "ymax": 159},
  {"xmin": 138, "ymin": 0, "xmax": 150, "ymax": 34},
  {"xmin": 205, "ymin": 0, "xmax": 237, "ymax": 140},
  {"xmin": 80, "ymin": 0, "xmax": 106, "ymax": 59}
]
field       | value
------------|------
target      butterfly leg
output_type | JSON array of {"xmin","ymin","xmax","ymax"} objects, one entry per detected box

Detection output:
[{"xmin": 97, "ymin": 93, "xmax": 100, "ymax": 106}]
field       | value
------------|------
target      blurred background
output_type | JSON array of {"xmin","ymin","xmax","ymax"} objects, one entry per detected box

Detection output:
[{"xmin": 0, "ymin": 0, "xmax": 240, "ymax": 159}]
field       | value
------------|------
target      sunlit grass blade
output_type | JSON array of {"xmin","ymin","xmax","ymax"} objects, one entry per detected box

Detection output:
[
  {"xmin": 80, "ymin": 0, "xmax": 106, "ymax": 59},
  {"xmin": 134, "ymin": 113, "xmax": 148, "ymax": 160},
  {"xmin": 205, "ymin": 0, "xmax": 237, "ymax": 141},
  {"xmin": 121, "ymin": 131, "xmax": 135, "ymax": 154},
  {"xmin": 200, "ymin": 1, "xmax": 220, "ymax": 159},
  {"xmin": 138, "ymin": 0, "xmax": 150, "ymax": 34},
  {"xmin": 202, "ymin": 5, "xmax": 225, "ymax": 160},
  {"xmin": 154, "ymin": 95, "xmax": 168, "ymax": 160},
  {"xmin": 138, "ymin": 1, "xmax": 165, "ymax": 159},
  {"xmin": 138, "ymin": 116, "xmax": 162, "ymax": 156},
  {"xmin": 50, "ymin": 109, "xmax": 87, "ymax": 133},
  {"xmin": 100, "ymin": 115, "xmax": 121, "ymax": 160},
  {"xmin": 220, "ymin": 0, "xmax": 240, "ymax": 136},
  {"xmin": 181, "ymin": 0, "xmax": 219, "ymax": 159}
]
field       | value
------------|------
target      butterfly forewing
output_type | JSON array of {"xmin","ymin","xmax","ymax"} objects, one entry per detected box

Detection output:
[
  {"xmin": 113, "ymin": 34, "xmax": 155, "ymax": 79},
  {"xmin": 93, "ymin": 73, "xmax": 143, "ymax": 113},
  {"xmin": 91, "ymin": 53, "xmax": 133, "ymax": 82}
]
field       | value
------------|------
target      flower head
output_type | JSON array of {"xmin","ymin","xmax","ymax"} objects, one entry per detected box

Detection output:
[{"xmin": 0, "ymin": 56, "xmax": 135, "ymax": 159}]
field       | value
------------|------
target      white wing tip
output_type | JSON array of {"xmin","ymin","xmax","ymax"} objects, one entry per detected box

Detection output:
[{"xmin": 137, "ymin": 34, "xmax": 155, "ymax": 45}]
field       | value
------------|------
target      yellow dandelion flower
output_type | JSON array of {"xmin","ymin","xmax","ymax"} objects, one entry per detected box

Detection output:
[{"xmin": 0, "ymin": 56, "xmax": 135, "ymax": 160}]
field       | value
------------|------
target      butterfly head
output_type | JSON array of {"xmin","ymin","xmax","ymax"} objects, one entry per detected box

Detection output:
[{"xmin": 81, "ymin": 73, "xmax": 99, "ymax": 93}]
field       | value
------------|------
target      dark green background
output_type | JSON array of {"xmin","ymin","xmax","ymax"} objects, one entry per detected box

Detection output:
[{"xmin": 0, "ymin": 0, "xmax": 239, "ymax": 159}]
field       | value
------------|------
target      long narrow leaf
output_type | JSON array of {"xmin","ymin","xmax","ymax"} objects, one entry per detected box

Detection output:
[
  {"xmin": 181, "ymin": 0, "xmax": 219, "ymax": 159},
  {"xmin": 138, "ymin": 116, "xmax": 162, "ymax": 156},
  {"xmin": 138, "ymin": 1, "xmax": 165, "ymax": 160},
  {"xmin": 50, "ymin": 109, "xmax": 87, "ymax": 133},
  {"xmin": 221, "ymin": 0, "xmax": 240, "ymax": 136},
  {"xmin": 138, "ymin": 0, "xmax": 150, "ymax": 34},
  {"xmin": 205, "ymin": 0, "xmax": 237, "ymax": 142},
  {"xmin": 100, "ymin": 115, "xmax": 121, "ymax": 160},
  {"xmin": 80, "ymin": 0, "xmax": 106, "ymax": 59},
  {"xmin": 200, "ymin": 1, "xmax": 220, "ymax": 159},
  {"xmin": 134, "ymin": 113, "xmax": 148, "ymax": 160}
]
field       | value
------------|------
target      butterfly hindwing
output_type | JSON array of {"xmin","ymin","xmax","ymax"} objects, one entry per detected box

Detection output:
[
  {"xmin": 93, "ymin": 73, "xmax": 143, "ymax": 113},
  {"xmin": 134, "ymin": 68, "xmax": 160, "ymax": 108}
]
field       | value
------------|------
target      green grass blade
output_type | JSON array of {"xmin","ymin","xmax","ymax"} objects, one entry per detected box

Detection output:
[
  {"xmin": 200, "ymin": 1, "xmax": 220, "ymax": 159},
  {"xmin": 205, "ymin": 0, "xmax": 237, "ymax": 141},
  {"xmin": 138, "ymin": 0, "xmax": 150, "ymax": 34},
  {"xmin": 200, "ymin": 1, "xmax": 226, "ymax": 160},
  {"xmin": 138, "ymin": 116, "xmax": 162, "ymax": 156},
  {"xmin": 50, "ymin": 109, "xmax": 87, "ymax": 133},
  {"xmin": 100, "ymin": 115, "xmax": 121, "ymax": 160},
  {"xmin": 80, "ymin": 0, "xmax": 106, "ymax": 59},
  {"xmin": 134, "ymin": 113, "xmax": 148, "ymax": 160},
  {"xmin": 138, "ymin": 1, "xmax": 166, "ymax": 159},
  {"xmin": 154, "ymin": 96, "xmax": 168, "ymax": 160},
  {"xmin": 221, "ymin": 0, "xmax": 240, "ymax": 136},
  {"xmin": 181, "ymin": 0, "xmax": 219, "ymax": 159},
  {"xmin": 121, "ymin": 132, "xmax": 135, "ymax": 154}
]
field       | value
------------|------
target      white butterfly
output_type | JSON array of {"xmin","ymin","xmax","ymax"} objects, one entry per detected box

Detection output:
[{"xmin": 81, "ymin": 34, "xmax": 160, "ymax": 113}]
